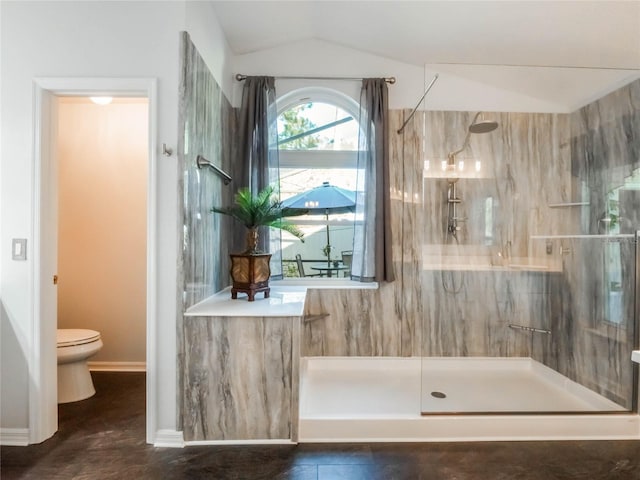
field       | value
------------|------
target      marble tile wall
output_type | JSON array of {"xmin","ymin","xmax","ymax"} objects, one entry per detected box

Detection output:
[
  {"xmin": 418, "ymin": 110, "xmax": 570, "ymax": 360},
  {"xmin": 303, "ymin": 110, "xmax": 411, "ymax": 357},
  {"xmin": 303, "ymin": 284, "xmax": 404, "ymax": 357},
  {"xmin": 182, "ymin": 316, "xmax": 297, "ymax": 441},
  {"xmin": 571, "ymin": 80, "xmax": 640, "ymax": 235},
  {"xmin": 546, "ymin": 79, "xmax": 640, "ymax": 408},
  {"xmin": 421, "ymin": 111, "xmax": 572, "ymax": 247},
  {"xmin": 177, "ymin": 33, "xmax": 236, "ymax": 434},
  {"xmin": 303, "ymin": 109, "xmax": 571, "ymax": 359},
  {"xmin": 177, "ymin": 35, "xmax": 301, "ymax": 442},
  {"xmin": 177, "ymin": 32, "xmax": 235, "ymax": 312},
  {"xmin": 420, "ymin": 270, "xmax": 553, "ymax": 358},
  {"xmin": 547, "ymin": 237, "xmax": 636, "ymax": 408}
]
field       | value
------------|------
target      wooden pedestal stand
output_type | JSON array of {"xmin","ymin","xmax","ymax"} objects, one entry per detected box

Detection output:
[{"xmin": 229, "ymin": 253, "xmax": 271, "ymax": 301}]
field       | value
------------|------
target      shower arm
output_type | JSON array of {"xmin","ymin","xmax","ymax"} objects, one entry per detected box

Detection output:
[{"xmin": 446, "ymin": 112, "xmax": 483, "ymax": 164}]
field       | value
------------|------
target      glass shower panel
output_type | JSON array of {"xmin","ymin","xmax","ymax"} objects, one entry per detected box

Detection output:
[
  {"xmin": 419, "ymin": 100, "xmax": 639, "ymax": 416},
  {"xmin": 420, "ymin": 231, "xmax": 637, "ymax": 415},
  {"xmin": 545, "ymin": 233, "xmax": 637, "ymax": 411}
]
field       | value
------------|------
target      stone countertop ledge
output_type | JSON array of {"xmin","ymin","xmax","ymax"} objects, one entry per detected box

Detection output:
[
  {"xmin": 632, "ymin": 351, "xmax": 640, "ymax": 364},
  {"xmin": 184, "ymin": 285, "xmax": 308, "ymax": 317},
  {"xmin": 184, "ymin": 279, "xmax": 378, "ymax": 318}
]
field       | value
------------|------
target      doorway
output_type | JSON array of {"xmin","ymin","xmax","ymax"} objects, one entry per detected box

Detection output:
[
  {"xmin": 56, "ymin": 96, "xmax": 148, "ymax": 372},
  {"xmin": 32, "ymin": 78, "xmax": 158, "ymax": 444}
]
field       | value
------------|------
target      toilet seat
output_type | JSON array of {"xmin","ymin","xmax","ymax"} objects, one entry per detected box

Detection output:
[{"xmin": 57, "ymin": 329, "xmax": 101, "ymax": 347}]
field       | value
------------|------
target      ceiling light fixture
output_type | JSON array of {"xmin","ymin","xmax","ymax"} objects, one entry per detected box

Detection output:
[{"xmin": 90, "ymin": 96, "xmax": 113, "ymax": 105}]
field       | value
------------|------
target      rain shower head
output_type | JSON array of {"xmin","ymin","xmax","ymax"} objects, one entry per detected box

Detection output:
[
  {"xmin": 466, "ymin": 111, "xmax": 498, "ymax": 135},
  {"xmin": 468, "ymin": 119, "xmax": 498, "ymax": 134},
  {"xmin": 447, "ymin": 112, "xmax": 499, "ymax": 161}
]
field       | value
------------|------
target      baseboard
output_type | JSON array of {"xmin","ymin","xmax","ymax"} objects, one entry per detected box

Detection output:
[
  {"xmin": 185, "ymin": 439, "xmax": 296, "ymax": 446},
  {"xmin": 0, "ymin": 428, "xmax": 30, "ymax": 446},
  {"xmin": 88, "ymin": 361, "xmax": 146, "ymax": 372},
  {"xmin": 154, "ymin": 429, "xmax": 184, "ymax": 448}
]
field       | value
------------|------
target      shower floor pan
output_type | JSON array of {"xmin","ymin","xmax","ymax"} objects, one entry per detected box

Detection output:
[{"xmin": 299, "ymin": 357, "xmax": 640, "ymax": 442}]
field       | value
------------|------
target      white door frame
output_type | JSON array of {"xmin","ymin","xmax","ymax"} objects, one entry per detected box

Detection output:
[{"xmin": 32, "ymin": 77, "xmax": 158, "ymax": 444}]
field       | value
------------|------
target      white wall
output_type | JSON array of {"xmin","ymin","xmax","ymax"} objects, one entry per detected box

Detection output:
[
  {"xmin": 57, "ymin": 98, "xmax": 147, "ymax": 364},
  {"xmin": 232, "ymin": 38, "xmax": 640, "ymax": 114},
  {"xmin": 232, "ymin": 38, "xmax": 427, "ymax": 110},
  {"xmin": 0, "ymin": 0, "xmax": 188, "ymax": 442},
  {"xmin": 185, "ymin": 1, "xmax": 235, "ymax": 100}
]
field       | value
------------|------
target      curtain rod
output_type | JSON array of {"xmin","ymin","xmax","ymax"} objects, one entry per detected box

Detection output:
[{"xmin": 235, "ymin": 74, "xmax": 396, "ymax": 84}]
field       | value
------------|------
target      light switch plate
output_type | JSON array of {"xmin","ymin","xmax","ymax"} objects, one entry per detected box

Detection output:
[{"xmin": 12, "ymin": 238, "xmax": 27, "ymax": 261}]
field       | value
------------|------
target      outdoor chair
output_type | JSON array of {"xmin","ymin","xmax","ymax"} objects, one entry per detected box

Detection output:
[
  {"xmin": 295, "ymin": 254, "xmax": 322, "ymax": 277},
  {"xmin": 341, "ymin": 250, "xmax": 353, "ymax": 277}
]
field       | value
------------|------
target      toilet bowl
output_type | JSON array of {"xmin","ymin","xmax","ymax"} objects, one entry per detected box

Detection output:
[{"xmin": 57, "ymin": 329, "xmax": 103, "ymax": 404}]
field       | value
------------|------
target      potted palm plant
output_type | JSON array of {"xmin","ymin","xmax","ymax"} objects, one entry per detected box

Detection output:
[{"xmin": 212, "ymin": 185, "xmax": 307, "ymax": 301}]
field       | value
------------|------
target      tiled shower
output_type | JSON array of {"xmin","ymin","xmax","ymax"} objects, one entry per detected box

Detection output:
[
  {"xmin": 304, "ymin": 80, "xmax": 639, "ymax": 416},
  {"xmin": 417, "ymin": 86, "xmax": 638, "ymax": 412}
]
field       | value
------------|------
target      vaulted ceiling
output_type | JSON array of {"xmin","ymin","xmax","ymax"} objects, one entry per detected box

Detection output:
[{"xmin": 210, "ymin": 1, "xmax": 640, "ymax": 111}]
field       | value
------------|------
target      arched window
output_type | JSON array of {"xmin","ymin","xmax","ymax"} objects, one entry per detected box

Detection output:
[{"xmin": 276, "ymin": 88, "xmax": 360, "ymax": 278}]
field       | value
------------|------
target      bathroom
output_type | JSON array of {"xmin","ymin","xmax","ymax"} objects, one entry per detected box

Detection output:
[
  {"xmin": 2, "ymin": 1, "xmax": 640, "ymax": 450},
  {"xmin": 55, "ymin": 96, "xmax": 148, "ymax": 403},
  {"xmin": 178, "ymin": 33, "xmax": 639, "ymax": 442}
]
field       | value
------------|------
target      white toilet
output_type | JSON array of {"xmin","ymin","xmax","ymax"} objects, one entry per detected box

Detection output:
[{"xmin": 57, "ymin": 329, "xmax": 103, "ymax": 404}]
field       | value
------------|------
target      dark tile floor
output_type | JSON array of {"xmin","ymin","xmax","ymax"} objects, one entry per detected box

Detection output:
[{"xmin": 2, "ymin": 372, "xmax": 640, "ymax": 479}]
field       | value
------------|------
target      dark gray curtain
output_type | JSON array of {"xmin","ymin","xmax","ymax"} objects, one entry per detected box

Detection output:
[
  {"xmin": 236, "ymin": 76, "xmax": 282, "ymax": 277},
  {"xmin": 352, "ymin": 78, "xmax": 395, "ymax": 282}
]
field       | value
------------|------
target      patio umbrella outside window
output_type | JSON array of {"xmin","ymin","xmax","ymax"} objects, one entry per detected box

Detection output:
[{"xmin": 281, "ymin": 182, "xmax": 356, "ymax": 264}]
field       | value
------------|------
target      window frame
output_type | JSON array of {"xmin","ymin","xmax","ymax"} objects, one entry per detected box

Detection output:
[{"xmin": 275, "ymin": 87, "xmax": 364, "ymax": 282}]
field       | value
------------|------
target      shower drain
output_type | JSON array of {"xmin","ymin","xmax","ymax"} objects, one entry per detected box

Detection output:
[{"xmin": 430, "ymin": 391, "xmax": 447, "ymax": 399}]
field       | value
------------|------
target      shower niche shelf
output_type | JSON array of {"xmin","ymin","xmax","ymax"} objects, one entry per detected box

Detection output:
[
  {"xmin": 547, "ymin": 202, "xmax": 589, "ymax": 208},
  {"xmin": 531, "ymin": 234, "xmax": 635, "ymax": 240}
]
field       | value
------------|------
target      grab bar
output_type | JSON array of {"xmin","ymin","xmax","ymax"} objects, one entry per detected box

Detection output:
[
  {"xmin": 196, "ymin": 155, "xmax": 232, "ymax": 185},
  {"xmin": 508, "ymin": 324, "xmax": 551, "ymax": 335},
  {"xmin": 303, "ymin": 313, "xmax": 330, "ymax": 324}
]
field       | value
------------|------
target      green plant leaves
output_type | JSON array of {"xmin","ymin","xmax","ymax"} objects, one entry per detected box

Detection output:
[{"xmin": 211, "ymin": 185, "xmax": 308, "ymax": 240}]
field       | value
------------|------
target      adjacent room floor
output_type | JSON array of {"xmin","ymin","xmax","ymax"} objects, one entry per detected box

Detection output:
[{"xmin": 1, "ymin": 372, "xmax": 639, "ymax": 479}]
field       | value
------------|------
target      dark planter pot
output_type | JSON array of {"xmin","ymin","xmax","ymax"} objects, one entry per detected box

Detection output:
[{"xmin": 229, "ymin": 253, "xmax": 271, "ymax": 301}]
